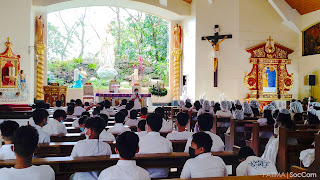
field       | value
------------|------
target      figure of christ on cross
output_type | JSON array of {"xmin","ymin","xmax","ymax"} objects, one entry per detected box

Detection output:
[{"xmin": 202, "ymin": 25, "xmax": 232, "ymax": 87}]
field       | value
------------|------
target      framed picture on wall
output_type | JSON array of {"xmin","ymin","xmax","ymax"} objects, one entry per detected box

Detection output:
[{"xmin": 303, "ymin": 22, "xmax": 320, "ymax": 56}]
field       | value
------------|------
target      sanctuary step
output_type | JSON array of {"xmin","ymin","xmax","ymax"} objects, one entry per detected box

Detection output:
[{"xmin": 0, "ymin": 104, "xmax": 32, "ymax": 111}]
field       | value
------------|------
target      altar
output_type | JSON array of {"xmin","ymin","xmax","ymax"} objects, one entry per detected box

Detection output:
[{"xmin": 96, "ymin": 93, "xmax": 152, "ymax": 107}]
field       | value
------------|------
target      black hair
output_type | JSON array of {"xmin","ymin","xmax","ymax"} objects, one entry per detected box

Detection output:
[
  {"xmin": 56, "ymin": 100, "xmax": 62, "ymax": 107},
  {"xmin": 92, "ymin": 107, "xmax": 101, "ymax": 115},
  {"xmin": 185, "ymin": 102, "xmax": 192, "ymax": 108},
  {"xmin": 115, "ymin": 131, "xmax": 139, "ymax": 159},
  {"xmin": 307, "ymin": 113, "xmax": 320, "ymax": 124},
  {"xmin": 197, "ymin": 113, "xmax": 213, "ymax": 131},
  {"xmin": 67, "ymin": 106, "xmax": 75, "ymax": 114},
  {"xmin": 138, "ymin": 120, "xmax": 146, "ymax": 131},
  {"xmin": 104, "ymin": 100, "xmax": 111, "ymax": 109},
  {"xmin": 32, "ymin": 108, "xmax": 49, "ymax": 125},
  {"xmin": 263, "ymin": 110, "xmax": 275, "ymax": 125},
  {"xmin": 214, "ymin": 103, "xmax": 221, "ymax": 113},
  {"xmin": 81, "ymin": 111, "xmax": 90, "ymax": 117},
  {"xmin": 177, "ymin": 112, "xmax": 189, "ymax": 127},
  {"xmin": 53, "ymin": 109, "xmax": 67, "ymax": 120},
  {"xmin": 13, "ymin": 126, "xmax": 39, "ymax": 158},
  {"xmin": 238, "ymin": 146, "xmax": 255, "ymax": 160},
  {"xmin": 126, "ymin": 103, "xmax": 134, "ymax": 111},
  {"xmin": 75, "ymin": 99, "xmax": 82, "ymax": 106},
  {"xmin": 85, "ymin": 116, "xmax": 106, "ymax": 135},
  {"xmin": 140, "ymin": 107, "xmax": 148, "ymax": 115},
  {"xmin": 134, "ymin": 88, "xmax": 138, "ymax": 91},
  {"xmin": 84, "ymin": 102, "xmax": 90, "ymax": 106},
  {"xmin": 120, "ymin": 109, "xmax": 128, "ymax": 117},
  {"xmin": 291, "ymin": 99, "xmax": 296, "ymax": 103},
  {"xmin": 121, "ymin": 99, "xmax": 127, "ymax": 105},
  {"xmin": 251, "ymin": 107, "xmax": 260, "ymax": 117},
  {"xmin": 130, "ymin": 110, "xmax": 138, "ymax": 119},
  {"xmin": 155, "ymin": 107, "xmax": 165, "ymax": 119},
  {"xmin": 191, "ymin": 132, "xmax": 212, "ymax": 152},
  {"xmin": 276, "ymin": 113, "xmax": 296, "ymax": 130},
  {"xmin": 98, "ymin": 113, "xmax": 109, "ymax": 125},
  {"xmin": 235, "ymin": 105, "xmax": 242, "ymax": 110},
  {"xmin": 194, "ymin": 101, "xmax": 201, "ymax": 111},
  {"xmin": 115, "ymin": 112, "xmax": 126, "ymax": 123},
  {"xmin": 70, "ymin": 99, "xmax": 76, "ymax": 103},
  {"xmin": 79, "ymin": 116, "xmax": 88, "ymax": 125},
  {"xmin": 0, "ymin": 121, "xmax": 19, "ymax": 141},
  {"xmin": 272, "ymin": 109, "xmax": 279, "ymax": 120},
  {"xmin": 146, "ymin": 113, "xmax": 163, "ymax": 132}
]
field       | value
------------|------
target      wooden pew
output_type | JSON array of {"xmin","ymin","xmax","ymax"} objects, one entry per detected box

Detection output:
[
  {"xmin": 213, "ymin": 117, "xmax": 230, "ymax": 142},
  {"xmin": 0, "ymin": 152, "xmax": 239, "ymax": 179}
]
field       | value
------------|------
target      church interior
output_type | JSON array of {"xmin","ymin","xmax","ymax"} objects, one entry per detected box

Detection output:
[{"xmin": 0, "ymin": 0, "xmax": 320, "ymax": 179}]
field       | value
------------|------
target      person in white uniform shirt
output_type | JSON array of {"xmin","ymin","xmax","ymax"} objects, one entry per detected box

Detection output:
[
  {"xmin": 31, "ymin": 108, "xmax": 50, "ymax": 143},
  {"xmin": 138, "ymin": 107, "xmax": 148, "ymax": 120},
  {"xmin": 67, "ymin": 105, "xmax": 75, "ymax": 120},
  {"xmin": 138, "ymin": 113, "xmax": 173, "ymax": 178},
  {"xmin": 98, "ymin": 131, "xmax": 150, "ymax": 180},
  {"xmin": 73, "ymin": 99, "xmax": 86, "ymax": 117},
  {"xmin": 136, "ymin": 120, "xmax": 148, "ymax": 138},
  {"xmin": 117, "ymin": 99, "xmax": 127, "ymax": 111},
  {"xmin": 98, "ymin": 114, "xmax": 116, "ymax": 142},
  {"xmin": 53, "ymin": 100, "xmax": 64, "ymax": 112},
  {"xmin": 125, "ymin": 110, "xmax": 139, "ymax": 127},
  {"xmin": 131, "ymin": 88, "xmax": 142, "ymax": 111},
  {"xmin": 155, "ymin": 107, "xmax": 173, "ymax": 133},
  {"xmin": 0, "ymin": 121, "xmax": 19, "ymax": 160},
  {"xmin": 101, "ymin": 100, "xmax": 116, "ymax": 117},
  {"xmin": 236, "ymin": 146, "xmax": 278, "ymax": 176},
  {"xmin": 107, "ymin": 112, "xmax": 131, "ymax": 134},
  {"xmin": 166, "ymin": 112, "xmax": 193, "ymax": 140},
  {"xmin": 0, "ymin": 126, "xmax": 55, "ymax": 180},
  {"xmin": 185, "ymin": 113, "xmax": 224, "ymax": 152},
  {"xmin": 43, "ymin": 109, "xmax": 68, "ymax": 136},
  {"xmin": 180, "ymin": 132, "xmax": 228, "ymax": 178},
  {"xmin": 71, "ymin": 117, "xmax": 112, "ymax": 180}
]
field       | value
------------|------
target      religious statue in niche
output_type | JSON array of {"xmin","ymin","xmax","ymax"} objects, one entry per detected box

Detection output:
[
  {"xmin": 36, "ymin": 16, "xmax": 45, "ymax": 43},
  {"xmin": 263, "ymin": 67, "xmax": 276, "ymax": 93},
  {"xmin": 73, "ymin": 68, "xmax": 82, "ymax": 88}
]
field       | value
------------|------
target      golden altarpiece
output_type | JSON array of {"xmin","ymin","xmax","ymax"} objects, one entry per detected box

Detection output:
[{"xmin": 244, "ymin": 37, "xmax": 294, "ymax": 105}]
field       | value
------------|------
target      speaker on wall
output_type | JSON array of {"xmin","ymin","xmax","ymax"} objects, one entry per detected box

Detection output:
[{"xmin": 309, "ymin": 75, "xmax": 316, "ymax": 86}]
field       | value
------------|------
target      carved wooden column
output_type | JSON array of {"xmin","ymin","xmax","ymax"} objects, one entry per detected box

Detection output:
[{"xmin": 35, "ymin": 43, "xmax": 46, "ymax": 100}]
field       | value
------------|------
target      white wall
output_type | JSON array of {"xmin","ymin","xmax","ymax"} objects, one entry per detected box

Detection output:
[{"xmin": 0, "ymin": 0, "xmax": 34, "ymax": 104}]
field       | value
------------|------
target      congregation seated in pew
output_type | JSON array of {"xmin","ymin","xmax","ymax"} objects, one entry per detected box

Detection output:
[
  {"xmin": 98, "ymin": 114, "xmax": 116, "ymax": 142},
  {"xmin": 155, "ymin": 107, "xmax": 173, "ymax": 133},
  {"xmin": 107, "ymin": 112, "xmax": 131, "ymax": 134},
  {"xmin": 166, "ymin": 112, "xmax": 193, "ymax": 141},
  {"xmin": 31, "ymin": 108, "xmax": 50, "ymax": 143},
  {"xmin": 43, "ymin": 109, "xmax": 68, "ymax": 136},
  {"xmin": 125, "ymin": 110, "xmax": 139, "ymax": 127},
  {"xmin": 136, "ymin": 120, "xmax": 147, "ymax": 137},
  {"xmin": 73, "ymin": 99, "xmax": 86, "ymax": 117},
  {"xmin": 0, "ymin": 121, "xmax": 19, "ymax": 160}
]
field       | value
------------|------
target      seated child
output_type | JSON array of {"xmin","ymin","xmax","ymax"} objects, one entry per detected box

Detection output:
[
  {"xmin": 139, "ymin": 107, "xmax": 148, "ymax": 120},
  {"xmin": 31, "ymin": 108, "xmax": 50, "ymax": 143},
  {"xmin": 53, "ymin": 100, "xmax": 64, "ymax": 112},
  {"xmin": 0, "ymin": 126, "xmax": 55, "ymax": 180},
  {"xmin": 155, "ymin": 107, "xmax": 173, "ymax": 133},
  {"xmin": 101, "ymin": 100, "xmax": 116, "ymax": 117},
  {"xmin": 180, "ymin": 132, "xmax": 228, "ymax": 178},
  {"xmin": 0, "ymin": 121, "xmax": 19, "ymax": 159},
  {"xmin": 42, "ymin": 109, "xmax": 68, "ymax": 136},
  {"xmin": 136, "ymin": 120, "xmax": 147, "ymax": 137},
  {"xmin": 117, "ymin": 99, "xmax": 127, "ymax": 111},
  {"xmin": 98, "ymin": 113, "xmax": 116, "ymax": 142},
  {"xmin": 98, "ymin": 131, "xmax": 150, "ymax": 180},
  {"xmin": 166, "ymin": 112, "xmax": 193, "ymax": 140},
  {"xmin": 67, "ymin": 106, "xmax": 75, "ymax": 119},
  {"xmin": 125, "ymin": 110, "xmax": 139, "ymax": 127},
  {"xmin": 73, "ymin": 99, "xmax": 86, "ymax": 116},
  {"xmin": 107, "ymin": 112, "xmax": 131, "ymax": 134}
]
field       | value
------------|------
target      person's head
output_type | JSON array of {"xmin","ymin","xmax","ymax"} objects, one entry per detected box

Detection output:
[
  {"xmin": 146, "ymin": 113, "xmax": 163, "ymax": 132},
  {"xmin": 32, "ymin": 108, "xmax": 49, "ymax": 126},
  {"xmin": 270, "ymin": 101, "xmax": 278, "ymax": 109},
  {"xmin": 290, "ymin": 101, "xmax": 303, "ymax": 113},
  {"xmin": 75, "ymin": 99, "xmax": 82, "ymax": 106},
  {"xmin": 203, "ymin": 100, "xmax": 211, "ymax": 111},
  {"xmin": 272, "ymin": 109, "xmax": 279, "ymax": 120},
  {"xmin": 137, "ymin": 120, "xmax": 146, "ymax": 132},
  {"xmin": 85, "ymin": 117, "xmax": 106, "ymax": 139},
  {"xmin": 53, "ymin": 109, "xmax": 67, "ymax": 122},
  {"xmin": 130, "ymin": 110, "xmax": 138, "ymax": 119},
  {"xmin": 214, "ymin": 102, "xmax": 221, "ymax": 113},
  {"xmin": 115, "ymin": 131, "xmax": 139, "ymax": 159},
  {"xmin": 242, "ymin": 101, "xmax": 253, "ymax": 116},
  {"xmin": 84, "ymin": 102, "xmax": 90, "ymax": 106},
  {"xmin": 92, "ymin": 107, "xmax": 101, "ymax": 116},
  {"xmin": 78, "ymin": 116, "xmax": 88, "ymax": 131},
  {"xmin": 189, "ymin": 132, "xmax": 212, "ymax": 158},
  {"xmin": 194, "ymin": 101, "xmax": 201, "ymax": 111},
  {"xmin": 104, "ymin": 100, "xmax": 111, "ymax": 109},
  {"xmin": 134, "ymin": 88, "xmax": 139, "ymax": 94},
  {"xmin": 185, "ymin": 102, "xmax": 192, "ymax": 108},
  {"xmin": 199, "ymin": 99, "xmax": 205, "ymax": 106},
  {"xmin": 197, "ymin": 113, "xmax": 213, "ymax": 131},
  {"xmin": 115, "ymin": 112, "xmax": 126, "ymax": 123},
  {"xmin": 155, "ymin": 107, "xmax": 165, "ymax": 119},
  {"xmin": 121, "ymin": 99, "xmax": 127, "ymax": 106},
  {"xmin": 70, "ymin": 99, "xmax": 76, "ymax": 103},
  {"xmin": 67, "ymin": 106, "xmax": 75, "ymax": 115},
  {"xmin": 120, "ymin": 109, "xmax": 128, "ymax": 117},
  {"xmin": 13, "ymin": 126, "xmax": 39, "ymax": 159},
  {"xmin": 176, "ymin": 112, "xmax": 189, "ymax": 128},
  {"xmin": 210, "ymin": 101, "xmax": 215, "ymax": 107},
  {"xmin": 0, "ymin": 121, "xmax": 19, "ymax": 143},
  {"xmin": 220, "ymin": 101, "xmax": 229, "ymax": 112},
  {"xmin": 56, "ymin": 100, "xmax": 62, "ymax": 107},
  {"xmin": 125, "ymin": 103, "xmax": 134, "ymax": 111},
  {"xmin": 98, "ymin": 113, "xmax": 109, "ymax": 125},
  {"xmin": 233, "ymin": 110, "xmax": 244, "ymax": 120},
  {"xmin": 179, "ymin": 100, "xmax": 185, "ymax": 108},
  {"xmin": 276, "ymin": 109, "xmax": 296, "ymax": 130},
  {"xmin": 81, "ymin": 111, "xmax": 90, "ymax": 117},
  {"xmin": 307, "ymin": 109, "xmax": 320, "ymax": 124},
  {"xmin": 235, "ymin": 104, "xmax": 242, "ymax": 110},
  {"xmin": 140, "ymin": 107, "xmax": 148, "ymax": 116},
  {"xmin": 263, "ymin": 110, "xmax": 274, "ymax": 125},
  {"xmin": 238, "ymin": 146, "xmax": 255, "ymax": 162}
]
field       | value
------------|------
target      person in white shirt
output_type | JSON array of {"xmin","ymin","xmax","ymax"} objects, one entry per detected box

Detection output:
[
  {"xmin": 125, "ymin": 110, "xmax": 139, "ymax": 127},
  {"xmin": 0, "ymin": 126, "xmax": 55, "ymax": 180},
  {"xmin": 71, "ymin": 117, "xmax": 112, "ymax": 180},
  {"xmin": 53, "ymin": 100, "xmax": 65, "ymax": 112},
  {"xmin": 185, "ymin": 113, "xmax": 224, "ymax": 152},
  {"xmin": 216, "ymin": 101, "xmax": 233, "ymax": 118},
  {"xmin": 131, "ymin": 88, "xmax": 142, "ymax": 111},
  {"xmin": 0, "ymin": 121, "xmax": 19, "ymax": 160},
  {"xmin": 139, "ymin": 113, "xmax": 173, "ymax": 178},
  {"xmin": 99, "ymin": 131, "xmax": 150, "ymax": 180},
  {"xmin": 98, "ymin": 114, "xmax": 116, "ymax": 142},
  {"xmin": 73, "ymin": 99, "xmax": 86, "ymax": 117},
  {"xmin": 77, "ymin": 116, "xmax": 89, "ymax": 134},
  {"xmin": 257, "ymin": 105, "xmax": 275, "ymax": 126},
  {"xmin": 43, "ymin": 109, "xmax": 68, "ymax": 136},
  {"xmin": 138, "ymin": 107, "xmax": 148, "ymax": 120},
  {"xmin": 117, "ymin": 99, "xmax": 127, "ymax": 111},
  {"xmin": 31, "ymin": 108, "xmax": 50, "ymax": 143},
  {"xmin": 101, "ymin": 100, "xmax": 116, "ymax": 117},
  {"xmin": 155, "ymin": 107, "xmax": 173, "ymax": 133},
  {"xmin": 166, "ymin": 112, "xmax": 193, "ymax": 140},
  {"xmin": 197, "ymin": 100, "xmax": 215, "ymax": 116},
  {"xmin": 181, "ymin": 132, "xmax": 228, "ymax": 178},
  {"xmin": 136, "ymin": 120, "xmax": 148, "ymax": 137},
  {"xmin": 237, "ymin": 146, "xmax": 278, "ymax": 176},
  {"xmin": 67, "ymin": 105, "xmax": 75, "ymax": 119},
  {"xmin": 107, "ymin": 112, "xmax": 131, "ymax": 134}
]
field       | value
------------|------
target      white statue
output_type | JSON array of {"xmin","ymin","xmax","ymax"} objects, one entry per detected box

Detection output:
[{"xmin": 100, "ymin": 28, "xmax": 115, "ymax": 69}]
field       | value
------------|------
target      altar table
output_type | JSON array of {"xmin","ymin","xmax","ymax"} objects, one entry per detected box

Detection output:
[{"xmin": 95, "ymin": 93, "xmax": 152, "ymax": 107}]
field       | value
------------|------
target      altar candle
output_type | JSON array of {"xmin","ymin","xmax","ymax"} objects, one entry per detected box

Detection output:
[
  {"xmin": 162, "ymin": 83, "xmax": 164, "ymax": 90},
  {"xmin": 134, "ymin": 69, "xmax": 138, "ymax": 81}
]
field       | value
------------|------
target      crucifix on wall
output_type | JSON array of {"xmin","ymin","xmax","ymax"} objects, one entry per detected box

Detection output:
[{"xmin": 202, "ymin": 25, "xmax": 232, "ymax": 87}]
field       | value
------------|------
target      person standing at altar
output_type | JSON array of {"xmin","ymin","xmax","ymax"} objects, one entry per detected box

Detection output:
[{"xmin": 131, "ymin": 88, "xmax": 142, "ymax": 111}]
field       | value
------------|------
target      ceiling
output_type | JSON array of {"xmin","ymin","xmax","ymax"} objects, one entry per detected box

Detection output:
[{"xmin": 285, "ymin": 0, "xmax": 320, "ymax": 15}]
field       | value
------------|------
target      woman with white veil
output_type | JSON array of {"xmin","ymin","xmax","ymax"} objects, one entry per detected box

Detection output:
[
  {"xmin": 197, "ymin": 100, "xmax": 214, "ymax": 116},
  {"xmin": 216, "ymin": 101, "xmax": 233, "ymax": 118},
  {"xmin": 242, "ymin": 101, "xmax": 254, "ymax": 117},
  {"xmin": 290, "ymin": 101, "xmax": 304, "ymax": 123}
]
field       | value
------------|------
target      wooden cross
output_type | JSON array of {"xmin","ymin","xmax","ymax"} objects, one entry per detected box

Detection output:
[{"xmin": 202, "ymin": 25, "xmax": 232, "ymax": 87}]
